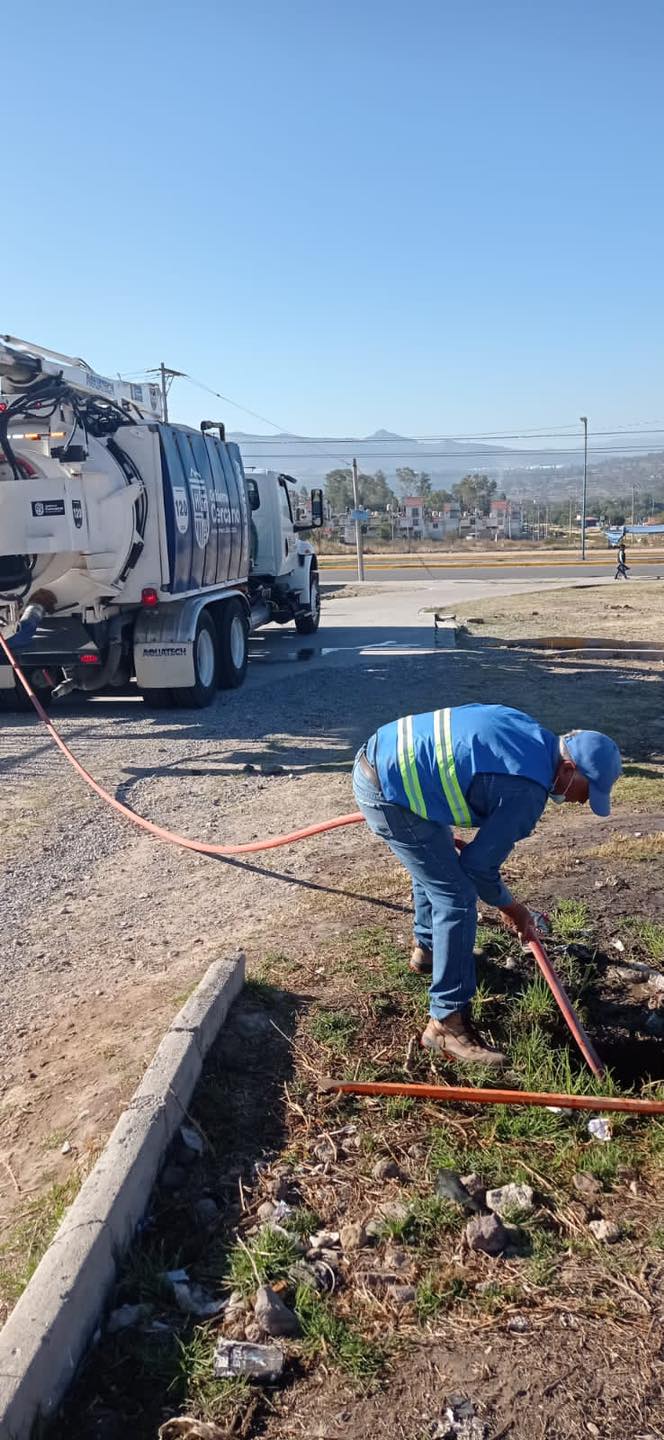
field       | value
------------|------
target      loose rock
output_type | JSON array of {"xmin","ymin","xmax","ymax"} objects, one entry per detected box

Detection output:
[
  {"xmin": 257, "ymin": 1200, "xmax": 279, "ymax": 1224},
  {"xmin": 460, "ymin": 1173, "xmax": 486, "ymax": 1201},
  {"xmin": 340, "ymin": 1220, "xmax": 369, "ymax": 1251},
  {"xmin": 254, "ymin": 1284, "xmax": 300, "ymax": 1337},
  {"xmin": 193, "ymin": 1197, "xmax": 220, "ymax": 1228},
  {"xmin": 573, "ymin": 1172, "xmax": 602, "ymax": 1199},
  {"xmin": 180, "ymin": 1124, "xmax": 205, "ymax": 1155},
  {"xmin": 485, "ymin": 1182, "xmax": 534, "ymax": 1218},
  {"xmin": 436, "ymin": 1169, "xmax": 482, "ymax": 1212},
  {"xmin": 372, "ymin": 1157, "xmax": 402, "ymax": 1181},
  {"xmin": 589, "ymin": 1218, "xmax": 621, "ymax": 1244},
  {"xmin": 213, "ymin": 1338, "xmax": 284, "ymax": 1381},
  {"xmin": 465, "ymin": 1213, "xmax": 509, "ymax": 1256},
  {"xmin": 389, "ymin": 1283, "xmax": 416, "ymax": 1306},
  {"xmin": 588, "ymin": 1118, "xmax": 613, "ymax": 1142}
]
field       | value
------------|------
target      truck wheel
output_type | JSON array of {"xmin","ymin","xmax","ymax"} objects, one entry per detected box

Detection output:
[
  {"xmin": 295, "ymin": 572, "xmax": 321, "ymax": 634},
  {"xmin": 217, "ymin": 599, "xmax": 249, "ymax": 688},
  {"xmin": 172, "ymin": 611, "xmax": 219, "ymax": 708}
]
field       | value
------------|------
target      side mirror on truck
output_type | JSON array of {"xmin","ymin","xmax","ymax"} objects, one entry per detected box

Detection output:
[{"xmin": 310, "ymin": 489, "xmax": 324, "ymax": 529}]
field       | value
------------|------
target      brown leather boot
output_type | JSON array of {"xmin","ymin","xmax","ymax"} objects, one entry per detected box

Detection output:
[
  {"xmin": 421, "ymin": 1009, "xmax": 507, "ymax": 1069},
  {"xmin": 409, "ymin": 944, "xmax": 433, "ymax": 975}
]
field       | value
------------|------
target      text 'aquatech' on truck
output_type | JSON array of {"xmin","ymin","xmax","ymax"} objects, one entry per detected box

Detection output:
[{"xmin": 0, "ymin": 337, "xmax": 323, "ymax": 708}]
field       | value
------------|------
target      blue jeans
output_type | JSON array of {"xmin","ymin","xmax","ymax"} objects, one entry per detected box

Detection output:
[{"xmin": 352, "ymin": 750, "xmax": 477, "ymax": 1020}]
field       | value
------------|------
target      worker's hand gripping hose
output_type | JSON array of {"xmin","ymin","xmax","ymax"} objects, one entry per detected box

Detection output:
[{"xmin": 1, "ymin": 634, "xmax": 606, "ymax": 1082}]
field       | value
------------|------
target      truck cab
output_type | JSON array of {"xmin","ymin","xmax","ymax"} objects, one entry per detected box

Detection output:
[{"xmin": 245, "ymin": 470, "xmax": 323, "ymax": 634}]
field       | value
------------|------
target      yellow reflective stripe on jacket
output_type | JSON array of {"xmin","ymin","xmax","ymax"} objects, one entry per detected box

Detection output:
[
  {"xmin": 397, "ymin": 715, "xmax": 428, "ymax": 818},
  {"xmin": 433, "ymin": 708, "xmax": 473, "ymax": 827}
]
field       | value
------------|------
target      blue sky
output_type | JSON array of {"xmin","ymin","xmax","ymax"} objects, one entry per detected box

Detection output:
[{"xmin": 4, "ymin": 0, "xmax": 664, "ymax": 440}]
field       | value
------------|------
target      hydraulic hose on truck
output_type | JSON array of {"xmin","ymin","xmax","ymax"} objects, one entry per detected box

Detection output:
[{"xmin": 0, "ymin": 630, "xmax": 627, "ymax": 1091}]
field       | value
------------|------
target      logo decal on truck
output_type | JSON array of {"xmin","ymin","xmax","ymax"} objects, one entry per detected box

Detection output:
[
  {"xmin": 189, "ymin": 470, "xmax": 210, "ymax": 548},
  {"xmin": 31, "ymin": 499, "xmax": 66, "ymax": 517},
  {"xmin": 72, "ymin": 498, "xmax": 83, "ymax": 529},
  {"xmin": 142, "ymin": 646, "xmax": 188, "ymax": 657},
  {"xmin": 173, "ymin": 486, "xmax": 190, "ymax": 535}
]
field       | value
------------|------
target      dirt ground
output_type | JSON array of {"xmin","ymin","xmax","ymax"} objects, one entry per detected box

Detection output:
[{"xmin": 2, "ymin": 579, "xmax": 664, "ymax": 1438}]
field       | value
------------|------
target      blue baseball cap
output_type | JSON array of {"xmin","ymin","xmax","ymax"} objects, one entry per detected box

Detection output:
[{"xmin": 564, "ymin": 731, "xmax": 622, "ymax": 816}]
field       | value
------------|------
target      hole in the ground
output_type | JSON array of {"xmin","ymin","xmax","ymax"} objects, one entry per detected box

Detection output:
[{"xmin": 596, "ymin": 1033, "xmax": 663, "ymax": 1087}]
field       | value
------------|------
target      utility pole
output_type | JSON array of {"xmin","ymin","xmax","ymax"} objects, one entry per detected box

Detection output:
[
  {"xmin": 351, "ymin": 456, "xmax": 365, "ymax": 582},
  {"xmin": 631, "ymin": 485, "xmax": 636, "ymax": 526},
  {"xmin": 146, "ymin": 363, "xmax": 186, "ymax": 423},
  {"xmin": 568, "ymin": 496, "xmax": 573, "ymax": 541},
  {"xmin": 580, "ymin": 416, "xmax": 588, "ymax": 560}
]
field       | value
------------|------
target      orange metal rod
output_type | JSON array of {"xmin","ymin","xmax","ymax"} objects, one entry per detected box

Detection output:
[
  {"xmin": 322, "ymin": 1079, "xmax": 664, "ymax": 1115},
  {"xmin": 452, "ymin": 835, "xmax": 605, "ymax": 1080}
]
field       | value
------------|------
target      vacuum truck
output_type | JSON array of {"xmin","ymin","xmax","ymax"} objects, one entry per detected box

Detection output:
[{"xmin": 0, "ymin": 337, "xmax": 323, "ymax": 709}]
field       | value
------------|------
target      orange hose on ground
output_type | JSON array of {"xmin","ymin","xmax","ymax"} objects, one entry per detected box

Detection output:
[
  {"xmin": 0, "ymin": 632, "xmax": 364, "ymax": 855},
  {"xmin": 322, "ymin": 1079, "xmax": 664, "ymax": 1115},
  {"xmin": 0, "ymin": 635, "xmax": 606, "ymax": 1080}
]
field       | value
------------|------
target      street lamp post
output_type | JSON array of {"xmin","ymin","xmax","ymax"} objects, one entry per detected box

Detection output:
[{"xmin": 580, "ymin": 416, "xmax": 588, "ymax": 560}]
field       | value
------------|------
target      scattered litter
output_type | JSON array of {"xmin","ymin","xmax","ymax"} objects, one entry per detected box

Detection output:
[
  {"xmin": 107, "ymin": 1303, "xmax": 151, "ymax": 1334},
  {"xmin": 213, "ymin": 1338, "xmax": 284, "ymax": 1381},
  {"xmin": 588, "ymin": 1117, "xmax": 613, "ymax": 1142},
  {"xmin": 159, "ymin": 1418, "xmax": 229, "ymax": 1439},
  {"xmin": 589, "ymin": 1218, "xmax": 621, "ymax": 1244},
  {"xmin": 507, "ymin": 1314, "xmax": 530, "ymax": 1334},
  {"xmin": 485, "ymin": 1182, "xmax": 534, "ymax": 1218},
  {"xmin": 179, "ymin": 1125, "xmax": 205, "ymax": 1155},
  {"xmin": 430, "ymin": 1395, "xmax": 488, "ymax": 1439},
  {"xmin": 309, "ymin": 1229, "xmax": 340, "ymax": 1250},
  {"xmin": 611, "ymin": 938, "xmax": 626, "ymax": 953},
  {"xmin": 172, "ymin": 1281, "xmax": 226, "ymax": 1318},
  {"xmin": 61, "ymin": 1140, "xmax": 72, "ymax": 1155},
  {"xmin": 464, "ymin": 1213, "xmax": 508, "ymax": 1256},
  {"xmin": 254, "ymin": 1284, "xmax": 300, "ymax": 1337},
  {"xmin": 436, "ymin": 1170, "xmax": 482, "ymax": 1212}
]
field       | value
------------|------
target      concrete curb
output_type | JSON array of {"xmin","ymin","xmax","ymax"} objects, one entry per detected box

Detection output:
[{"xmin": 0, "ymin": 953, "xmax": 245, "ymax": 1440}]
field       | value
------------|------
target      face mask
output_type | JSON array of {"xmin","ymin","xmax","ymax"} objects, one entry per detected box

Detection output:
[{"xmin": 550, "ymin": 766, "xmax": 578, "ymax": 805}]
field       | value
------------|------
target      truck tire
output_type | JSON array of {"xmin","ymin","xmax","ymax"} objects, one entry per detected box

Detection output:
[
  {"xmin": 171, "ymin": 611, "xmax": 219, "ymax": 708},
  {"xmin": 295, "ymin": 572, "xmax": 321, "ymax": 634},
  {"xmin": 217, "ymin": 599, "xmax": 249, "ymax": 689}
]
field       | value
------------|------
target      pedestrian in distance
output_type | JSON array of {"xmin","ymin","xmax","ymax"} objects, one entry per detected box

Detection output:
[
  {"xmin": 353, "ymin": 704, "xmax": 622, "ymax": 1069},
  {"xmin": 614, "ymin": 540, "xmax": 630, "ymax": 580}
]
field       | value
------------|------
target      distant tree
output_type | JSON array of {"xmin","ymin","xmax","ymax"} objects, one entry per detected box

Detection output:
[
  {"xmin": 429, "ymin": 487, "xmax": 452, "ymax": 509},
  {"xmin": 396, "ymin": 466, "xmax": 419, "ymax": 495},
  {"xmin": 453, "ymin": 472, "xmax": 497, "ymax": 516},
  {"xmin": 325, "ymin": 468, "xmax": 354, "ymax": 512},
  {"xmin": 419, "ymin": 471, "xmax": 432, "ymax": 498}
]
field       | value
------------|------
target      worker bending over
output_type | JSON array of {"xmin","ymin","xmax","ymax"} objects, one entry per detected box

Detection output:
[{"xmin": 353, "ymin": 704, "xmax": 621, "ymax": 1069}]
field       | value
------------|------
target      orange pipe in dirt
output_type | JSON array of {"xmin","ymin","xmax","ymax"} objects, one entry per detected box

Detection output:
[{"xmin": 322, "ymin": 1078, "xmax": 664, "ymax": 1116}]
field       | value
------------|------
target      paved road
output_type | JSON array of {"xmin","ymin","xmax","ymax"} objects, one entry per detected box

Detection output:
[{"xmin": 321, "ymin": 560, "xmax": 663, "ymax": 584}]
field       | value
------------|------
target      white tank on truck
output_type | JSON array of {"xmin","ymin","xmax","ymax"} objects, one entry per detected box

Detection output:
[{"xmin": 0, "ymin": 337, "xmax": 323, "ymax": 708}]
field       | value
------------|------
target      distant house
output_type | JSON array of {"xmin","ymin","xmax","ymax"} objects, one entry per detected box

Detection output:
[{"xmin": 488, "ymin": 498, "xmax": 522, "ymax": 538}]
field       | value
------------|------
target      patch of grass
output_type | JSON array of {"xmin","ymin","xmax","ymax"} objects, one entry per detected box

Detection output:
[
  {"xmin": 613, "ymin": 764, "xmax": 664, "ymax": 812},
  {"xmin": 587, "ymin": 832, "xmax": 664, "ymax": 863},
  {"xmin": 295, "ymin": 1284, "xmax": 384, "ymax": 1379},
  {"xmin": 513, "ymin": 977, "xmax": 557, "ymax": 1025},
  {"xmin": 475, "ymin": 924, "xmax": 514, "ymax": 960},
  {"xmin": 472, "ymin": 1280, "xmax": 520, "ymax": 1314},
  {"xmin": 228, "ymin": 1225, "xmax": 299, "ymax": 1296},
  {"xmin": 525, "ymin": 1226, "xmax": 564, "ymax": 1286},
  {"xmin": 0, "ymin": 1175, "xmax": 81, "ymax": 1307},
  {"xmin": 384, "ymin": 1096, "xmax": 415, "ymax": 1120},
  {"xmin": 649, "ymin": 1225, "xmax": 664, "ymax": 1251},
  {"xmin": 174, "ymin": 1330, "xmax": 251, "ymax": 1426},
  {"xmin": 621, "ymin": 917, "xmax": 664, "ymax": 963},
  {"xmin": 284, "ymin": 1206, "xmax": 321, "ymax": 1240},
  {"xmin": 309, "ymin": 1009, "xmax": 358, "ymax": 1055},
  {"xmin": 243, "ymin": 977, "xmax": 282, "ymax": 1006},
  {"xmin": 577, "ymin": 1140, "xmax": 629, "ymax": 1184},
  {"xmin": 550, "ymin": 899, "xmax": 590, "ymax": 942},
  {"xmin": 470, "ymin": 978, "xmax": 499, "ymax": 1023},
  {"xmin": 415, "ymin": 1271, "xmax": 467, "ymax": 1322},
  {"xmin": 382, "ymin": 1195, "xmax": 463, "ymax": 1248}
]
